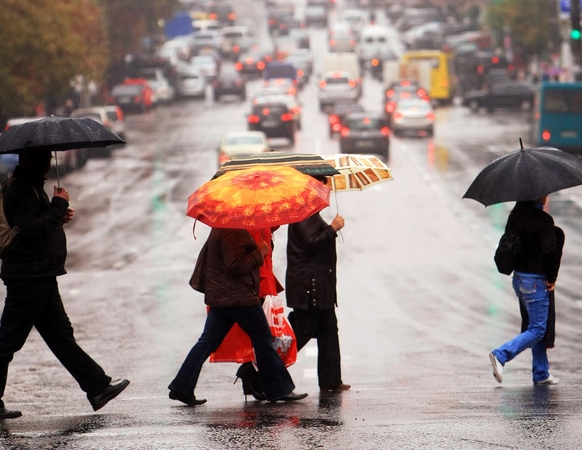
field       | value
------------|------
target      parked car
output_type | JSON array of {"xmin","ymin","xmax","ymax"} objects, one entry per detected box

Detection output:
[
  {"xmin": 70, "ymin": 106, "xmax": 126, "ymax": 157},
  {"xmin": 461, "ymin": 80, "xmax": 536, "ymax": 113},
  {"xmin": 390, "ymin": 98, "xmax": 435, "ymax": 137},
  {"xmin": 318, "ymin": 70, "xmax": 359, "ymax": 111},
  {"xmin": 175, "ymin": 65, "xmax": 206, "ymax": 98},
  {"xmin": 327, "ymin": 101, "xmax": 364, "ymax": 136},
  {"xmin": 339, "ymin": 111, "xmax": 390, "ymax": 159},
  {"xmin": 212, "ymin": 72, "xmax": 246, "ymax": 101},
  {"xmin": 217, "ymin": 131, "xmax": 270, "ymax": 166},
  {"xmin": 247, "ymin": 101, "xmax": 296, "ymax": 144},
  {"xmin": 137, "ymin": 68, "xmax": 176, "ymax": 104}
]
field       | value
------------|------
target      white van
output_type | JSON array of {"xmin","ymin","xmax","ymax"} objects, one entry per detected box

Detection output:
[
  {"xmin": 357, "ymin": 25, "xmax": 392, "ymax": 67},
  {"xmin": 321, "ymin": 53, "xmax": 362, "ymax": 97},
  {"xmin": 192, "ymin": 20, "xmax": 221, "ymax": 34}
]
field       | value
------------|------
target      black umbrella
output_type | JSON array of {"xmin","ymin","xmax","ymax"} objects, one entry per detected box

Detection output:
[
  {"xmin": 463, "ymin": 144, "xmax": 582, "ymax": 206},
  {"xmin": 213, "ymin": 152, "xmax": 340, "ymax": 179},
  {"xmin": 0, "ymin": 116, "xmax": 125, "ymax": 186}
]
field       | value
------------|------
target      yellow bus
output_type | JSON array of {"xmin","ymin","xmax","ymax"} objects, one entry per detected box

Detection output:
[{"xmin": 401, "ymin": 50, "xmax": 456, "ymax": 104}]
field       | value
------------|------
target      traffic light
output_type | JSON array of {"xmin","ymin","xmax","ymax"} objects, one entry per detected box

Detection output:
[
  {"xmin": 572, "ymin": 0, "xmax": 582, "ymax": 63},
  {"xmin": 572, "ymin": 28, "xmax": 582, "ymax": 40}
]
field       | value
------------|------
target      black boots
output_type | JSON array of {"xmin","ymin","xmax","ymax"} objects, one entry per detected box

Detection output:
[{"xmin": 234, "ymin": 362, "xmax": 266, "ymax": 401}]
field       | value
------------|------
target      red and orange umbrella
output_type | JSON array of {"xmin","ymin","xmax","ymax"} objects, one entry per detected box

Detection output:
[{"xmin": 187, "ymin": 165, "xmax": 330, "ymax": 229}]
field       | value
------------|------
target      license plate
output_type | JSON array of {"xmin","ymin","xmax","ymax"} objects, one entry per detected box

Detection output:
[
  {"xmin": 561, "ymin": 130, "xmax": 578, "ymax": 138},
  {"xmin": 355, "ymin": 140, "xmax": 375, "ymax": 148},
  {"xmin": 262, "ymin": 120, "xmax": 278, "ymax": 127},
  {"xmin": 118, "ymin": 97, "xmax": 131, "ymax": 104}
]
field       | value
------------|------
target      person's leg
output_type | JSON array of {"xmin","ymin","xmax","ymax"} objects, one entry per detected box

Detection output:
[
  {"xmin": 168, "ymin": 307, "xmax": 233, "ymax": 396},
  {"xmin": 33, "ymin": 278, "xmax": 111, "ymax": 396},
  {"xmin": 316, "ymin": 309, "xmax": 343, "ymax": 388},
  {"xmin": 291, "ymin": 309, "xmax": 319, "ymax": 352},
  {"xmin": 531, "ymin": 340, "xmax": 550, "ymax": 382},
  {"xmin": 235, "ymin": 305, "xmax": 295, "ymax": 401},
  {"xmin": 492, "ymin": 275, "xmax": 548, "ymax": 365},
  {"xmin": 0, "ymin": 279, "xmax": 51, "ymax": 408}
]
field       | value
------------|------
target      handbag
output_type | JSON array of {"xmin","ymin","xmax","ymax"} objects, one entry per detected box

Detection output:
[
  {"xmin": 189, "ymin": 241, "xmax": 208, "ymax": 293},
  {"xmin": 263, "ymin": 295, "xmax": 297, "ymax": 367}
]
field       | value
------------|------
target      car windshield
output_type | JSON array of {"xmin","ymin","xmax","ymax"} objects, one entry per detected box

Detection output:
[
  {"xmin": 225, "ymin": 136, "xmax": 264, "ymax": 146},
  {"xmin": 345, "ymin": 117, "xmax": 384, "ymax": 130},
  {"xmin": 223, "ymin": 32, "xmax": 243, "ymax": 39},
  {"xmin": 112, "ymin": 85, "xmax": 142, "ymax": 95},
  {"xmin": 325, "ymin": 77, "xmax": 350, "ymax": 84},
  {"xmin": 397, "ymin": 100, "xmax": 432, "ymax": 112},
  {"xmin": 252, "ymin": 104, "xmax": 288, "ymax": 115}
]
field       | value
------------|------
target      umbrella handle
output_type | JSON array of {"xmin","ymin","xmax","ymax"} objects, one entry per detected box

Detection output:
[
  {"xmin": 332, "ymin": 188, "xmax": 344, "ymax": 244},
  {"xmin": 54, "ymin": 151, "xmax": 60, "ymax": 189}
]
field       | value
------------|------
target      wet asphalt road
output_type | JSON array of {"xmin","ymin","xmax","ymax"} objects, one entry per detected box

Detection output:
[{"xmin": 2, "ymin": 1, "xmax": 582, "ymax": 449}]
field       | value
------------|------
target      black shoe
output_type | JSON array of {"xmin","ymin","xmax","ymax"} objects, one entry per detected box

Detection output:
[
  {"xmin": 0, "ymin": 408, "xmax": 22, "ymax": 419},
  {"xmin": 169, "ymin": 389, "xmax": 207, "ymax": 406},
  {"xmin": 88, "ymin": 379, "xmax": 130, "ymax": 411},
  {"xmin": 270, "ymin": 391, "xmax": 308, "ymax": 402},
  {"xmin": 235, "ymin": 363, "xmax": 266, "ymax": 401}
]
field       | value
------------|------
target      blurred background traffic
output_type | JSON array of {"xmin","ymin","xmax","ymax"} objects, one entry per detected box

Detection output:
[{"xmin": 1, "ymin": 0, "xmax": 582, "ymax": 178}]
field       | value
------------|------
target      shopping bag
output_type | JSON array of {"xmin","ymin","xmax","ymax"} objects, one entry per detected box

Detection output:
[
  {"xmin": 263, "ymin": 295, "xmax": 297, "ymax": 367},
  {"xmin": 209, "ymin": 321, "xmax": 254, "ymax": 364}
]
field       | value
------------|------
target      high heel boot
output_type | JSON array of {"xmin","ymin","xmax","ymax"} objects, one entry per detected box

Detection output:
[{"xmin": 234, "ymin": 362, "xmax": 266, "ymax": 401}]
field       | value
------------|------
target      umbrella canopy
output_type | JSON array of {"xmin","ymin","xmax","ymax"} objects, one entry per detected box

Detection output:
[
  {"xmin": 214, "ymin": 152, "xmax": 340, "ymax": 178},
  {"xmin": 0, "ymin": 116, "xmax": 125, "ymax": 154},
  {"xmin": 322, "ymin": 154, "xmax": 394, "ymax": 191},
  {"xmin": 463, "ymin": 146, "xmax": 582, "ymax": 206},
  {"xmin": 187, "ymin": 165, "xmax": 330, "ymax": 229}
]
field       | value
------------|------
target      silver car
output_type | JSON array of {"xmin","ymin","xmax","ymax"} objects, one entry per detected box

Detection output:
[
  {"xmin": 175, "ymin": 66, "xmax": 207, "ymax": 98},
  {"xmin": 390, "ymin": 98, "xmax": 435, "ymax": 137},
  {"xmin": 317, "ymin": 70, "xmax": 359, "ymax": 111}
]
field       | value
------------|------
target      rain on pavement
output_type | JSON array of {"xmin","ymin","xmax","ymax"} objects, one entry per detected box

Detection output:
[{"xmin": 2, "ymin": 1, "xmax": 582, "ymax": 449}]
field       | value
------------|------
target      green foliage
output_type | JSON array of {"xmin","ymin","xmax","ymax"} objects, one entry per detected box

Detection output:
[{"xmin": 0, "ymin": 0, "xmax": 109, "ymax": 117}]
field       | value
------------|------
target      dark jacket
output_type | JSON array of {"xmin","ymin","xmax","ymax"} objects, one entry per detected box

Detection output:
[
  {"xmin": 285, "ymin": 213, "xmax": 338, "ymax": 310},
  {"xmin": 1, "ymin": 165, "xmax": 69, "ymax": 280},
  {"xmin": 508, "ymin": 201, "xmax": 562, "ymax": 283},
  {"xmin": 204, "ymin": 228, "xmax": 264, "ymax": 308}
]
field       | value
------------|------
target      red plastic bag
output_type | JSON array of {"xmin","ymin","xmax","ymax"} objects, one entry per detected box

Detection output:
[{"xmin": 209, "ymin": 296, "xmax": 297, "ymax": 367}]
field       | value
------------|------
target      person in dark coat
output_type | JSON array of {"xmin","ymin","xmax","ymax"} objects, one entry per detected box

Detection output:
[
  {"xmin": 168, "ymin": 227, "xmax": 307, "ymax": 405},
  {"xmin": 285, "ymin": 209, "xmax": 350, "ymax": 392},
  {"xmin": 0, "ymin": 148, "xmax": 130, "ymax": 419},
  {"xmin": 489, "ymin": 195, "xmax": 563, "ymax": 385}
]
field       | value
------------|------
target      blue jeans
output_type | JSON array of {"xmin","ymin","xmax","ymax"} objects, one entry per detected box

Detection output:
[
  {"xmin": 168, "ymin": 305, "xmax": 295, "ymax": 401},
  {"xmin": 492, "ymin": 272, "xmax": 550, "ymax": 383}
]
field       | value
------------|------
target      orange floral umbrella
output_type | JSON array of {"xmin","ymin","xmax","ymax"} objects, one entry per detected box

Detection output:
[{"xmin": 187, "ymin": 165, "xmax": 330, "ymax": 229}]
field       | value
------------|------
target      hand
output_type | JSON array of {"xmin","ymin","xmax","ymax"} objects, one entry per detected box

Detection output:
[
  {"xmin": 546, "ymin": 280, "xmax": 556, "ymax": 291},
  {"xmin": 53, "ymin": 186, "xmax": 69, "ymax": 202},
  {"xmin": 256, "ymin": 239, "xmax": 270, "ymax": 257},
  {"xmin": 331, "ymin": 214, "xmax": 345, "ymax": 232},
  {"xmin": 62, "ymin": 207, "xmax": 74, "ymax": 224}
]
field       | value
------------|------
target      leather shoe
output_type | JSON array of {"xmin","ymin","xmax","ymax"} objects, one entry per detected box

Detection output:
[
  {"xmin": 169, "ymin": 389, "xmax": 207, "ymax": 406},
  {"xmin": 88, "ymin": 379, "xmax": 130, "ymax": 411},
  {"xmin": 270, "ymin": 391, "xmax": 308, "ymax": 402},
  {"xmin": 320, "ymin": 383, "xmax": 351, "ymax": 392},
  {"xmin": 0, "ymin": 407, "xmax": 22, "ymax": 419}
]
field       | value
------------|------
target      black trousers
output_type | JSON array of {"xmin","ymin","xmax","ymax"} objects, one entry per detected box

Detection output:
[
  {"xmin": 0, "ymin": 277, "xmax": 111, "ymax": 408},
  {"xmin": 290, "ymin": 308, "xmax": 342, "ymax": 387}
]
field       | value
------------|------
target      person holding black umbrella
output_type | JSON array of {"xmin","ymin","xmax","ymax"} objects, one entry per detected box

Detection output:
[
  {"xmin": 488, "ymin": 195, "xmax": 564, "ymax": 385},
  {"xmin": 0, "ymin": 148, "xmax": 129, "ymax": 419}
]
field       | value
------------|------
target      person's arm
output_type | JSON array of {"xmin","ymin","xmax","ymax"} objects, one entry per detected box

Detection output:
[
  {"xmin": 540, "ymin": 218, "xmax": 560, "ymax": 286},
  {"xmin": 5, "ymin": 181, "xmax": 68, "ymax": 237},
  {"xmin": 294, "ymin": 214, "xmax": 341, "ymax": 252},
  {"xmin": 221, "ymin": 230, "xmax": 265, "ymax": 276}
]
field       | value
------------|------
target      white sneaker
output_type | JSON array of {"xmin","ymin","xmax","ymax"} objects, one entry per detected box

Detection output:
[
  {"xmin": 534, "ymin": 374, "xmax": 559, "ymax": 385},
  {"xmin": 489, "ymin": 352, "xmax": 503, "ymax": 383}
]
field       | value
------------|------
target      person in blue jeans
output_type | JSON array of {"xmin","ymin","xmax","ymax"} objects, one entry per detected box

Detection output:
[{"xmin": 489, "ymin": 195, "xmax": 563, "ymax": 385}]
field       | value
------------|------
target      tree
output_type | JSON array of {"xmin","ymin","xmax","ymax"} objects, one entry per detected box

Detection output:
[{"xmin": 0, "ymin": 0, "xmax": 109, "ymax": 120}]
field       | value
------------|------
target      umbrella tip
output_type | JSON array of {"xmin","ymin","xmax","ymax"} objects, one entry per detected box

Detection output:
[{"xmin": 519, "ymin": 138, "xmax": 524, "ymax": 150}]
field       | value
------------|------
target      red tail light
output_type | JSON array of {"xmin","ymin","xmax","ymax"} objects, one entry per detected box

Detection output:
[
  {"xmin": 219, "ymin": 151, "xmax": 229, "ymax": 165},
  {"xmin": 235, "ymin": 62, "xmax": 243, "ymax": 71},
  {"xmin": 228, "ymin": 13, "xmax": 236, "ymax": 20},
  {"xmin": 319, "ymin": 80, "xmax": 327, "ymax": 88},
  {"xmin": 385, "ymin": 102, "xmax": 395, "ymax": 113},
  {"xmin": 417, "ymin": 88, "xmax": 426, "ymax": 97},
  {"xmin": 329, "ymin": 114, "xmax": 339, "ymax": 124},
  {"xmin": 393, "ymin": 112, "xmax": 403, "ymax": 121},
  {"xmin": 233, "ymin": 45, "xmax": 240, "ymax": 53},
  {"xmin": 332, "ymin": 123, "xmax": 341, "ymax": 131},
  {"xmin": 491, "ymin": 56, "xmax": 500, "ymax": 64},
  {"xmin": 348, "ymin": 80, "xmax": 356, "ymax": 88},
  {"xmin": 248, "ymin": 115, "xmax": 260, "ymax": 123},
  {"xmin": 329, "ymin": 40, "xmax": 336, "ymax": 46},
  {"xmin": 292, "ymin": 106, "xmax": 301, "ymax": 114},
  {"xmin": 371, "ymin": 58, "xmax": 379, "ymax": 67},
  {"xmin": 281, "ymin": 113, "xmax": 294, "ymax": 121},
  {"xmin": 386, "ymin": 89, "xmax": 394, "ymax": 98},
  {"xmin": 209, "ymin": 13, "xmax": 217, "ymax": 20},
  {"xmin": 427, "ymin": 112, "xmax": 435, "ymax": 121},
  {"xmin": 292, "ymin": 79, "xmax": 298, "ymax": 85},
  {"xmin": 262, "ymin": 108, "xmax": 270, "ymax": 116},
  {"xmin": 381, "ymin": 126, "xmax": 390, "ymax": 136},
  {"xmin": 269, "ymin": 19, "xmax": 275, "ymax": 25},
  {"xmin": 288, "ymin": 87, "xmax": 297, "ymax": 95},
  {"xmin": 297, "ymin": 69, "xmax": 304, "ymax": 77},
  {"xmin": 340, "ymin": 127, "xmax": 350, "ymax": 137},
  {"xmin": 542, "ymin": 130, "xmax": 551, "ymax": 141},
  {"xmin": 350, "ymin": 40, "xmax": 356, "ymax": 47},
  {"xmin": 257, "ymin": 62, "xmax": 265, "ymax": 70}
]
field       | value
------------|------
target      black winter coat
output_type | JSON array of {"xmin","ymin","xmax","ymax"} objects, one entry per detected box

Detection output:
[
  {"xmin": 508, "ymin": 201, "xmax": 562, "ymax": 283},
  {"xmin": 204, "ymin": 228, "xmax": 264, "ymax": 308},
  {"xmin": 285, "ymin": 213, "xmax": 338, "ymax": 310},
  {"xmin": 1, "ymin": 166, "xmax": 69, "ymax": 280}
]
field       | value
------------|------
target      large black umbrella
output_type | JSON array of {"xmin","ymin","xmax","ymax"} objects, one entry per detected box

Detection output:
[
  {"xmin": 213, "ymin": 152, "xmax": 340, "ymax": 179},
  {"xmin": 463, "ymin": 145, "xmax": 582, "ymax": 206},
  {"xmin": 0, "ymin": 116, "xmax": 125, "ymax": 186}
]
